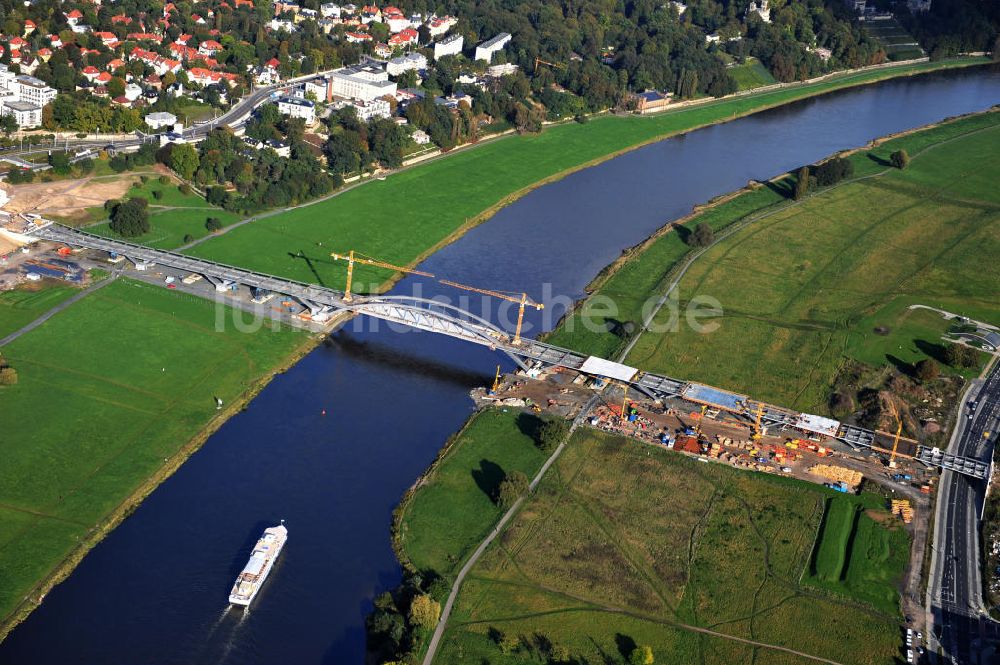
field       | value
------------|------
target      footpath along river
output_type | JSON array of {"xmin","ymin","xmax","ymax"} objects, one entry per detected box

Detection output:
[{"xmin": 2, "ymin": 66, "xmax": 999, "ymax": 664}]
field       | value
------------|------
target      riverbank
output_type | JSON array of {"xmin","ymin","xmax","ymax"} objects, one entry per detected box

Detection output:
[
  {"xmin": 188, "ymin": 57, "xmax": 989, "ymax": 290},
  {"xmin": 0, "ymin": 280, "xmax": 327, "ymax": 641}
]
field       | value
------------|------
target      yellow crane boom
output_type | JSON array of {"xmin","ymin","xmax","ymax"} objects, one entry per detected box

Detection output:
[
  {"xmin": 534, "ymin": 57, "xmax": 566, "ymax": 73},
  {"xmin": 887, "ymin": 399, "xmax": 903, "ymax": 468},
  {"xmin": 438, "ymin": 279, "xmax": 543, "ymax": 346},
  {"xmin": 751, "ymin": 402, "xmax": 765, "ymax": 440},
  {"xmin": 330, "ymin": 250, "xmax": 434, "ymax": 302}
]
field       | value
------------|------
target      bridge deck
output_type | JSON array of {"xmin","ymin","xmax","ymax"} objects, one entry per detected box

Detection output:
[{"xmin": 33, "ymin": 222, "xmax": 989, "ymax": 480}]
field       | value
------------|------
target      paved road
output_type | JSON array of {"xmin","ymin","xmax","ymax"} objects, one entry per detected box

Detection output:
[
  {"xmin": 928, "ymin": 358, "xmax": 1000, "ymax": 664},
  {"xmin": 0, "ymin": 273, "xmax": 119, "ymax": 346},
  {"xmin": 0, "ymin": 69, "xmax": 338, "ymax": 166}
]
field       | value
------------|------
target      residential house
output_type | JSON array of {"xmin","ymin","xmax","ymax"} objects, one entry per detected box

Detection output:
[{"xmin": 388, "ymin": 27, "xmax": 418, "ymax": 48}]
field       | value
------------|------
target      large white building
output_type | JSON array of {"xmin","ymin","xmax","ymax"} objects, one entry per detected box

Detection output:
[
  {"xmin": 1, "ymin": 101, "xmax": 42, "ymax": 128},
  {"xmin": 0, "ymin": 65, "xmax": 56, "ymax": 127},
  {"xmin": 145, "ymin": 111, "xmax": 178, "ymax": 130},
  {"xmin": 387, "ymin": 52, "xmax": 427, "ymax": 76},
  {"xmin": 277, "ymin": 95, "xmax": 316, "ymax": 122},
  {"xmin": 349, "ymin": 98, "xmax": 391, "ymax": 121},
  {"xmin": 474, "ymin": 33, "xmax": 511, "ymax": 62},
  {"xmin": 330, "ymin": 64, "xmax": 397, "ymax": 102},
  {"xmin": 434, "ymin": 33, "xmax": 463, "ymax": 60}
]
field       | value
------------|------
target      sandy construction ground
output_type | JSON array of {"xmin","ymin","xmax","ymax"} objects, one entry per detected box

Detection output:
[{"xmin": 2, "ymin": 174, "xmax": 141, "ymax": 221}]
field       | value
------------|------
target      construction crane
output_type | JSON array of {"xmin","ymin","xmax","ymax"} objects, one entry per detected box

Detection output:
[
  {"xmin": 534, "ymin": 57, "xmax": 566, "ymax": 74},
  {"xmin": 620, "ymin": 382, "xmax": 630, "ymax": 425},
  {"xmin": 694, "ymin": 404, "xmax": 708, "ymax": 441},
  {"xmin": 887, "ymin": 399, "xmax": 903, "ymax": 469},
  {"xmin": 491, "ymin": 364, "xmax": 502, "ymax": 393},
  {"xmin": 438, "ymin": 279, "xmax": 543, "ymax": 346},
  {"xmin": 751, "ymin": 402, "xmax": 765, "ymax": 440},
  {"xmin": 330, "ymin": 250, "xmax": 434, "ymax": 302}
]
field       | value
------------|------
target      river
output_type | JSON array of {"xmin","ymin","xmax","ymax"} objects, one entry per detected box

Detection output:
[{"xmin": 2, "ymin": 65, "xmax": 998, "ymax": 664}]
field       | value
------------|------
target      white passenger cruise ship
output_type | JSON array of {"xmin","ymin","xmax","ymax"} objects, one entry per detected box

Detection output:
[{"xmin": 229, "ymin": 522, "xmax": 287, "ymax": 606}]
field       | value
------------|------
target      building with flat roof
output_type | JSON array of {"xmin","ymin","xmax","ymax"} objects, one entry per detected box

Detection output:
[
  {"xmin": 277, "ymin": 95, "xmax": 316, "ymax": 122},
  {"xmin": 1, "ymin": 100, "xmax": 41, "ymax": 128},
  {"xmin": 474, "ymin": 32, "xmax": 510, "ymax": 61},
  {"xmin": 145, "ymin": 111, "xmax": 178, "ymax": 130},
  {"xmin": 434, "ymin": 33, "xmax": 463, "ymax": 60},
  {"xmin": 387, "ymin": 52, "xmax": 426, "ymax": 76},
  {"xmin": 330, "ymin": 65, "xmax": 397, "ymax": 102}
]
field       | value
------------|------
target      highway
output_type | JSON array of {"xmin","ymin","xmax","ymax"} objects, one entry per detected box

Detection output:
[{"xmin": 929, "ymin": 359, "xmax": 1000, "ymax": 664}]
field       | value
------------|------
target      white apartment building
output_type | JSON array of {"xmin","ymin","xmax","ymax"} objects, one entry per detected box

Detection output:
[
  {"xmin": 330, "ymin": 65, "xmax": 397, "ymax": 102},
  {"xmin": 349, "ymin": 97, "xmax": 391, "ymax": 121},
  {"xmin": 387, "ymin": 52, "xmax": 427, "ymax": 76},
  {"xmin": 0, "ymin": 66, "xmax": 56, "ymax": 127},
  {"xmin": 277, "ymin": 95, "xmax": 316, "ymax": 122},
  {"xmin": 434, "ymin": 33, "xmax": 463, "ymax": 60},
  {"xmin": 474, "ymin": 33, "xmax": 511, "ymax": 62},
  {"xmin": 1, "ymin": 101, "xmax": 41, "ymax": 128}
]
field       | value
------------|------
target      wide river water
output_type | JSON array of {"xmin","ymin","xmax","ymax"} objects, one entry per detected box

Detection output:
[{"xmin": 2, "ymin": 66, "xmax": 999, "ymax": 664}]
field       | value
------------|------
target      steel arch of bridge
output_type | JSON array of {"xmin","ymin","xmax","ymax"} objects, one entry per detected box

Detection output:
[{"xmin": 346, "ymin": 294, "xmax": 532, "ymax": 369}]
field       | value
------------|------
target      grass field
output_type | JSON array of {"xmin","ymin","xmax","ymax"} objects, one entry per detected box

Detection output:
[
  {"xmin": 125, "ymin": 177, "xmax": 212, "ymax": 209},
  {"xmin": 865, "ymin": 19, "xmax": 924, "ymax": 61},
  {"xmin": 0, "ymin": 279, "xmax": 305, "ymax": 627},
  {"xmin": 433, "ymin": 428, "xmax": 907, "ymax": 665},
  {"xmin": 89, "ymin": 207, "xmax": 243, "ymax": 250},
  {"xmin": 729, "ymin": 58, "xmax": 777, "ymax": 90},
  {"xmin": 187, "ymin": 58, "xmax": 986, "ymax": 291},
  {"xmin": 395, "ymin": 408, "xmax": 550, "ymax": 579},
  {"xmin": 551, "ymin": 110, "xmax": 1000, "ymax": 413},
  {"xmin": 0, "ymin": 282, "xmax": 79, "ymax": 338},
  {"xmin": 805, "ymin": 496, "xmax": 910, "ymax": 616}
]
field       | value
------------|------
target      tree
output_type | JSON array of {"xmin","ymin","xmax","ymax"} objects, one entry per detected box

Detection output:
[
  {"xmin": 205, "ymin": 217, "xmax": 223, "ymax": 232},
  {"xmin": 793, "ymin": 166, "xmax": 810, "ymax": 200},
  {"xmin": 0, "ymin": 366, "xmax": 16, "ymax": 385},
  {"xmin": 108, "ymin": 76, "xmax": 126, "ymax": 99},
  {"xmin": 152, "ymin": 189, "xmax": 164, "ymax": 200},
  {"xmin": 630, "ymin": 645, "xmax": 655, "ymax": 665},
  {"xmin": 497, "ymin": 470, "xmax": 529, "ymax": 508},
  {"xmin": 813, "ymin": 157, "xmax": 854, "ymax": 186},
  {"xmin": 944, "ymin": 343, "xmax": 978, "ymax": 368},
  {"xmin": 537, "ymin": 418, "xmax": 569, "ymax": 452},
  {"xmin": 168, "ymin": 143, "xmax": 199, "ymax": 180},
  {"xmin": 0, "ymin": 114, "xmax": 17, "ymax": 135},
  {"xmin": 914, "ymin": 359, "xmax": 940, "ymax": 382},
  {"xmin": 408, "ymin": 594, "xmax": 440, "ymax": 630},
  {"xmin": 890, "ymin": 149, "xmax": 910, "ymax": 169},
  {"xmin": 109, "ymin": 154, "xmax": 129, "ymax": 172},
  {"xmin": 688, "ymin": 222, "xmax": 715, "ymax": 247},
  {"xmin": 48, "ymin": 151, "xmax": 72, "ymax": 175},
  {"xmin": 551, "ymin": 644, "xmax": 571, "ymax": 663},
  {"xmin": 109, "ymin": 198, "xmax": 150, "ymax": 237}
]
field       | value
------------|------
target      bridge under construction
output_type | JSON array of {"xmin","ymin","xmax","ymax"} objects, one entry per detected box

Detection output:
[{"xmin": 20, "ymin": 219, "xmax": 990, "ymax": 481}]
